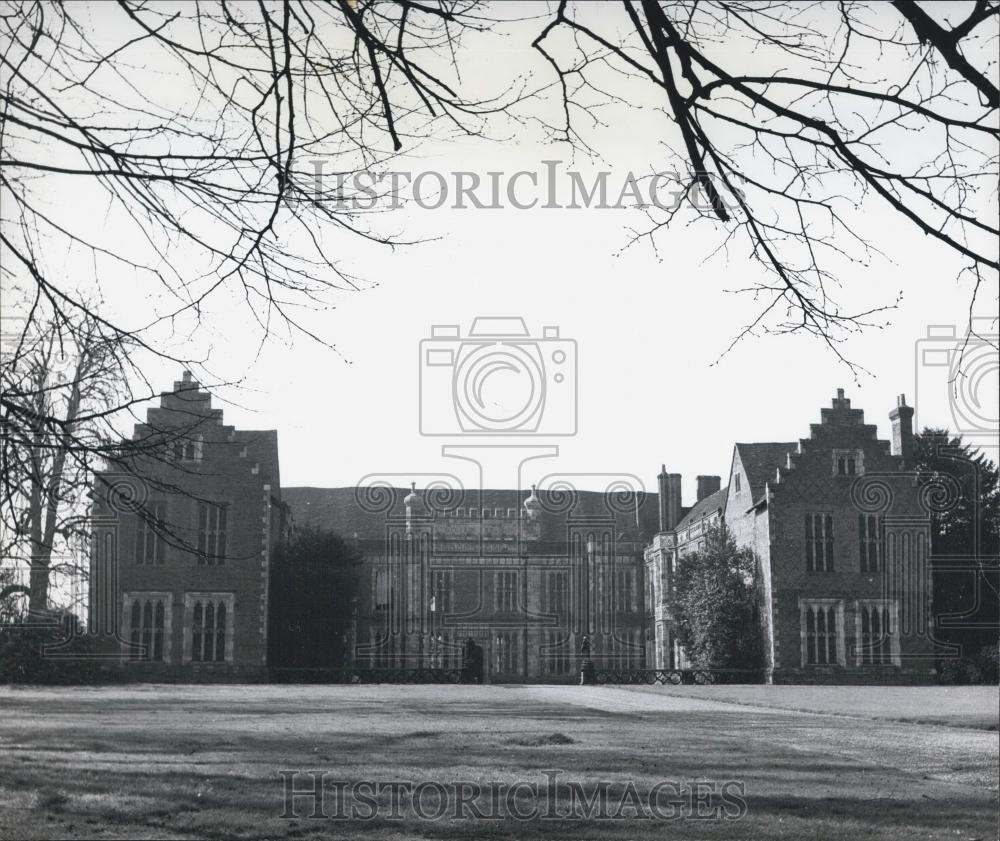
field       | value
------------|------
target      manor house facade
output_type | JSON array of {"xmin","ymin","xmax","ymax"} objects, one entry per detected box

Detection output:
[
  {"xmin": 282, "ymin": 484, "xmax": 655, "ymax": 682},
  {"xmin": 91, "ymin": 374, "xmax": 936, "ymax": 683},
  {"xmin": 644, "ymin": 389, "xmax": 937, "ymax": 682}
]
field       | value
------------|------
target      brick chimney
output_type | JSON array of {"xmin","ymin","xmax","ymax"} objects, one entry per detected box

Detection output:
[
  {"xmin": 889, "ymin": 394, "xmax": 915, "ymax": 468},
  {"xmin": 657, "ymin": 467, "xmax": 683, "ymax": 532},
  {"xmin": 696, "ymin": 475, "xmax": 721, "ymax": 501},
  {"xmin": 657, "ymin": 466, "xmax": 668, "ymax": 532},
  {"xmin": 666, "ymin": 473, "xmax": 683, "ymax": 531}
]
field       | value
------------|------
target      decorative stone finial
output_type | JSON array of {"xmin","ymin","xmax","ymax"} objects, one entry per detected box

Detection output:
[{"xmin": 524, "ymin": 484, "xmax": 541, "ymax": 521}]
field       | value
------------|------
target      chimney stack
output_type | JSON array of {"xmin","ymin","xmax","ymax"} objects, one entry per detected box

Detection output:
[
  {"xmin": 657, "ymin": 466, "xmax": 668, "ymax": 532},
  {"xmin": 696, "ymin": 475, "xmax": 721, "ymax": 501},
  {"xmin": 889, "ymin": 394, "xmax": 915, "ymax": 468},
  {"xmin": 657, "ymin": 467, "xmax": 683, "ymax": 532},
  {"xmin": 666, "ymin": 473, "xmax": 682, "ymax": 531}
]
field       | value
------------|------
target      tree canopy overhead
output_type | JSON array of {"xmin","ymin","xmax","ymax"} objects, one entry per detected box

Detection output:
[
  {"xmin": 2, "ymin": 1, "xmax": 996, "ymax": 371},
  {"xmin": 1, "ymin": 0, "xmax": 501, "ymax": 602},
  {"xmin": 532, "ymin": 1, "xmax": 998, "ymax": 361},
  {"xmin": 2, "ymin": 2, "xmax": 997, "ymax": 609}
]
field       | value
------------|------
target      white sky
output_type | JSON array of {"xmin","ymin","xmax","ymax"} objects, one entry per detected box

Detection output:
[
  {"xmin": 11, "ymin": 1, "xmax": 1000, "ymax": 504},
  {"xmin": 174, "ymin": 138, "xmax": 997, "ymax": 498}
]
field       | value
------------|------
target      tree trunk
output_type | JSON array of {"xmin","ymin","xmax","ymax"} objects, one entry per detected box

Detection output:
[{"xmin": 26, "ymin": 334, "xmax": 88, "ymax": 615}]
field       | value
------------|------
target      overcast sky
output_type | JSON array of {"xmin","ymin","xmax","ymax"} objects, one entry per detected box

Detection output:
[
  {"xmin": 211, "ymin": 166, "xmax": 994, "ymax": 500},
  {"xmin": 24, "ymin": 2, "xmax": 1000, "ymax": 503}
]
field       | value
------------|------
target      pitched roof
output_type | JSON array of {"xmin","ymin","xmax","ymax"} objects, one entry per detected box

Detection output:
[
  {"xmin": 234, "ymin": 429, "xmax": 280, "ymax": 496},
  {"xmin": 281, "ymin": 486, "xmax": 661, "ymax": 542},
  {"xmin": 675, "ymin": 485, "xmax": 729, "ymax": 531},
  {"xmin": 734, "ymin": 442, "xmax": 798, "ymax": 502}
]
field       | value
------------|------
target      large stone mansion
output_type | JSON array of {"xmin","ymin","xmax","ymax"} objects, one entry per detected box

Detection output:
[
  {"xmin": 645, "ymin": 389, "xmax": 935, "ymax": 682},
  {"xmin": 90, "ymin": 374, "xmax": 938, "ymax": 683}
]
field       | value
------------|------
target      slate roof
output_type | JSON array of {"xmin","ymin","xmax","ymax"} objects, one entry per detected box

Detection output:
[
  {"xmin": 234, "ymin": 429, "xmax": 280, "ymax": 496},
  {"xmin": 734, "ymin": 442, "xmax": 798, "ymax": 502},
  {"xmin": 674, "ymin": 485, "xmax": 729, "ymax": 532},
  {"xmin": 282, "ymin": 486, "xmax": 660, "ymax": 542}
]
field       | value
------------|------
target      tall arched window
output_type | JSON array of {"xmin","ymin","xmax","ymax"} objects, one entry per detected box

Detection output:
[
  {"xmin": 130, "ymin": 601, "xmax": 141, "ymax": 655},
  {"xmin": 857, "ymin": 601, "xmax": 898, "ymax": 666},
  {"xmin": 142, "ymin": 600, "xmax": 154, "ymax": 656},
  {"xmin": 801, "ymin": 601, "xmax": 843, "ymax": 665},
  {"xmin": 153, "ymin": 601, "xmax": 165, "ymax": 661},
  {"xmin": 188, "ymin": 596, "xmax": 231, "ymax": 662},
  {"xmin": 135, "ymin": 502, "xmax": 166, "ymax": 565},
  {"xmin": 126, "ymin": 595, "xmax": 168, "ymax": 661},
  {"xmin": 215, "ymin": 603, "xmax": 226, "ymax": 662},
  {"xmin": 196, "ymin": 503, "xmax": 228, "ymax": 565},
  {"xmin": 496, "ymin": 631, "xmax": 519, "ymax": 673},
  {"xmin": 192, "ymin": 603, "xmax": 203, "ymax": 661},
  {"xmin": 203, "ymin": 602, "xmax": 215, "ymax": 662}
]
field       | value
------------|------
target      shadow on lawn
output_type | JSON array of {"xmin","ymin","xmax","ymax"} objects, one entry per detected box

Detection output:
[
  {"xmin": 7, "ymin": 762, "xmax": 996, "ymax": 841},
  {"xmin": 1, "ymin": 687, "xmax": 997, "ymax": 841}
]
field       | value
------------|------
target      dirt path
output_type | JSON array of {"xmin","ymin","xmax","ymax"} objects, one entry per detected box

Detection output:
[{"xmin": 512, "ymin": 683, "xmax": 789, "ymax": 714}]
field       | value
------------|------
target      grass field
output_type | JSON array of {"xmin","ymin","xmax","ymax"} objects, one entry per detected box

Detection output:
[
  {"xmin": 0, "ymin": 683, "xmax": 996, "ymax": 840},
  {"xmin": 618, "ymin": 683, "xmax": 1000, "ymax": 729}
]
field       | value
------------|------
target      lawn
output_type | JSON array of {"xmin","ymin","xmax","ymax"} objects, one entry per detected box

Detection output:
[
  {"xmin": 619, "ymin": 683, "xmax": 1000, "ymax": 730},
  {"xmin": 0, "ymin": 683, "xmax": 996, "ymax": 840}
]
